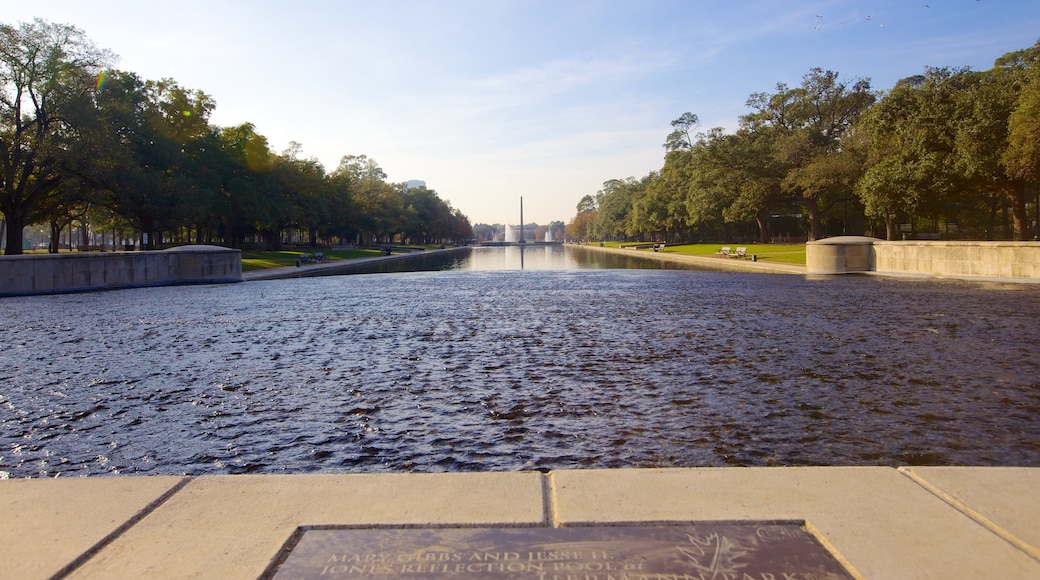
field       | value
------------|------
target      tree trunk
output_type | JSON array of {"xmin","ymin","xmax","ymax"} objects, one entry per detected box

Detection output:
[
  {"xmin": 225, "ymin": 219, "xmax": 238, "ymax": 249},
  {"xmin": 264, "ymin": 229, "xmax": 282, "ymax": 251},
  {"xmin": 1009, "ymin": 181, "xmax": 1029, "ymax": 241},
  {"xmin": 50, "ymin": 220, "xmax": 62, "ymax": 253},
  {"xmin": 805, "ymin": 196, "xmax": 822, "ymax": 241},
  {"xmin": 5, "ymin": 214, "xmax": 26, "ymax": 255},
  {"xmin": 885, "ymin": 214, "xmax": 899, "ymax": 241},
  {"xmin": 755, "ymin": 213, "xmax": 769, "ymax": 243}
]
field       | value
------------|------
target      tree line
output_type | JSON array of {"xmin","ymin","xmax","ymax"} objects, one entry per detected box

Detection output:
[
  {"xmin": 568, "ymin": 40, "xmax": 1040, "ymax": 243},
  {"xmin": 0, "ymin": 19, "xmax": 473, "ymax": 255}
]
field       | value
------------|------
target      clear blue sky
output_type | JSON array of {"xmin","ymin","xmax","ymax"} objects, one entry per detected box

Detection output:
[{"xmin": 6, "ymin": 1, "xmax": 1039, "ymax": 225}]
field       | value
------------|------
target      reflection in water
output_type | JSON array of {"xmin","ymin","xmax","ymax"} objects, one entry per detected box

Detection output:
[
  {"xmin": 306, "ymin": 246, "xmax": 710, "ymax": 276},
  {"xmin": 1, "ymin": 248, "xmax": 1038, "ymax": 477}
]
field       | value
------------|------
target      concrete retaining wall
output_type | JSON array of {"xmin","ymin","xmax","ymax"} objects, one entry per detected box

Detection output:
[
  {"xmin": 0, "ymin": 245, "xmax": 241, "ymax": 297},
  {"xmin": 807, "ymin": 238, "xmax": 1040, "ymax": 280},
  {"xmin": 805, "ymin": 236, "xmax": 879, "ymax": 274},
  {"xmin": 874, "ymin": 241, "xmax": 1040, "ymax": 279}
]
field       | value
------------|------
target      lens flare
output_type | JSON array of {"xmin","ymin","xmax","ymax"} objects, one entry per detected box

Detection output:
[{"xmin": 95, "ymin": 69, "xmax": 110, "ymax": 92}]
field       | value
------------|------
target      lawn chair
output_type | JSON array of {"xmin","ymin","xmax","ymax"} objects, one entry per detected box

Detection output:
[
  {"xmin": 715, "ymin": 247, "xmax": 731, "ymax": 257},
  {"xmin": 732, "ymin": 247, "xmax": 747, "ymax": 259}
]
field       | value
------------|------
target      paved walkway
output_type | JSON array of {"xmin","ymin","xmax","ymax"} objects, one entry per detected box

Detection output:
[{"xmin": 3, "ymin": 467, "xmax": 1038, "ymax": 578}]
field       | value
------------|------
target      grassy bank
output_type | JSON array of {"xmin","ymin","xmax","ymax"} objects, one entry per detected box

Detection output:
[
  {"xmin": 599, "ymin": 242, "xmax": 806, "ymax": 265},
  {"xmin": 241, "ymin": 249, "xmax": 382, "ymax": 272},
  {"xmin": 666, "ymin": 243, "xmax": 806, "ymax": 265}
]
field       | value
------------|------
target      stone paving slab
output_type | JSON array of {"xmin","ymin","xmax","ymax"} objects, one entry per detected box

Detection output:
[
  {"xmin": 548, "ymin": 467, "xmax": 1040, "ymax": 579},
  {"xmin": 0, "ymin": 476, "xmax": 187, "ymax": 580},
  {"xmin": 5, "ymin": 468, "xmax": 1040, "ymax": 579},
  {"xmin": 902, "ymin": 466, "xmax": 1040, "ymax": 560},
  {"xmin": 67, "ymin": 472, "xmax": 546, "ymax": 579}
]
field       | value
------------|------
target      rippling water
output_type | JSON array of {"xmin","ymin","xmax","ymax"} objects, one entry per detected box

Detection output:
[{"xmin": 2, "ymin": 247, "xmax": 1038, "ymax": 477}]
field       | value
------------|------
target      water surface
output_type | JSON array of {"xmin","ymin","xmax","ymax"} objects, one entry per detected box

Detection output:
[{"xmin": 2, "ymin": 248, "xmax": 1038, "ymax": 477}]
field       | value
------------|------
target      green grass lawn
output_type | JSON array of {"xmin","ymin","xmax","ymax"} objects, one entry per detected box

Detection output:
[
  {"xmin": 240, "ymin": 249, "xmax": 383, "ymax": 272},
  {"xmin": 663, "ymin": 243, "xmax": 806, "ymax": 265},
  {"xmin": 599, "ymin": 241, "xmax": 806, "ymax": 265}
]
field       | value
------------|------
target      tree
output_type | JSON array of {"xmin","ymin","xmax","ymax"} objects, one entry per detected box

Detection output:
[
  {"xmin": 217, "ymin": 123, "xmax": 275, "ymax": 248},
  {"xmin": 84, "ymin": 71, "xmax": 216, "ymax": 247},
  {"xmin": 631, "ymin": 171, "xmax": 674, "ymax": 239},
  {"xmin": 684, "ymin": 127, "xmax": 786, "ymax": 242},
  {"xmin": 857, "ymin": 69, "xmax": 966, "ymax": 239},
  {"xmin": 575, "ymin": 194, "xmax": 597, "ymax": 214},
  {"xmin": 591, "ymin": 178, "xmax": 640, "ymax": 240},
  {"xmin": 664, "ymin": 112, "xmax": 698, "ymax": 152},
  {"xmin": 567, "ymin": 195, "xmax": 597, "ymax": 240},
  {"xmin": 743, "ymin": 69, "xmax": 874, "ymax": 240},
  {"xmin": 271, "ymin": 142, "xmax": 328, "ymax": 249},
  {"xmin": 1004, "ymin": 41, "xmax": 1040, "ymax": 187},
  {"xmin": 992, "ymin": 40, "xmax": 1040, "ymax": 240},
  {"xmin": 953, "ymin": 67, "xmax": 1026, "ymax": 239},
  {"xmin": 332, "ymin": 155, "xmax": 398, "ymax": 244},
  {"xmin": 0, "ymin": 19, "xmax": 111, "ymax": 254}
]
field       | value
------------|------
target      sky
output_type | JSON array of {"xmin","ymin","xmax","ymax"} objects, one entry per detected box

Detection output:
[{"xmin": 4, "ymin": 1, "xmax": 1039, "ymax": 226}]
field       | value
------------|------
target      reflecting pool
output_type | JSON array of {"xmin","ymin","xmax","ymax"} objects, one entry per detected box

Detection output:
[{"xmin": 2, "ymin": 247, "xmax": 1038, "ymax": 477}]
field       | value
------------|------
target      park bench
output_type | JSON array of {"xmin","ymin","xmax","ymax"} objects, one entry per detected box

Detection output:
[
  {"xmin": 715, "ymin": 247, "xmax": 731, "ymax": 257},
  {"xmin": 732, "ymin": 247, "xmax": 748, "ymax": 259}
]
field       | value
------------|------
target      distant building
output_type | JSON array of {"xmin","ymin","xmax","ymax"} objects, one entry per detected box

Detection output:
[{"xmin": 403, "ymin": 180, "xmax": 426, "ymax": 190}]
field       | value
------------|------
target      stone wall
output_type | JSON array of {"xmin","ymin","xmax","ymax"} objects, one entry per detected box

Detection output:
[
  {"xmin": 805, "ymin": 236, "xmax": 879, "ymax": 274},
  {"xmin": 808, "ymin": 239, "xmax": 1040, "ymax": 280},
  {"xmin": 873, "ymin": 241, "xmax": 1040, "ymax": 279},
  {"xmin": 0, "ymin": 245, "xmax": 241, "ymax": 297}
]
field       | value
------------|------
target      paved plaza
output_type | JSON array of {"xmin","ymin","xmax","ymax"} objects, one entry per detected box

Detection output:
[{"xmin": 3, "ymin": 467, "xmax": 1039, "ymax": 578}]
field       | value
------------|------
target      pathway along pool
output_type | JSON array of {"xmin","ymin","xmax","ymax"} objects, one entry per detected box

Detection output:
[{"xmin": 2, "ymin": 250, "xmax": 1038, "ymax": 477}]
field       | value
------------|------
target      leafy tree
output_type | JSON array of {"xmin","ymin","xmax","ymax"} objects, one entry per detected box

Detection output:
[
  {"xmin": 547, "ymin": 220, "xmax": 565, "ymax": 242},
  {"xmin": 857, "ymin": 70, "xmax": 963, "ymax": 239},
  {"xmin": 591, "ymin": 178, "xmax": 640, "ymax": 240},
  {"xmin": 332, "ymin": 155, "xmax": 400, "ymax": 244},
  {"xmin": 990, "ymin": 40, "xmax": 1040, "ymax": 239},
  {"xmin": 567, "ymin": 195, "xmax": 597, "ymax": 240},
  {"xmin": 686, "ymin": 127, "xmax": 786, "ymax": 242},
  {"xmin": 743, "ymin": 69, "xmax": 874, "ymax": 240},
  {"xmin": 472, "ymin": 223, "xmax": 496, "ymax": 241},
  {"xmin": 664, "ymin": 111, "xmax": 698, "ymax": 152},
  {"xmin": 630, "ymin": 170, "xmax": 674, "ymax": 239},
  {"xmin": 217, "ymin": 123, "xmax": 276, "ymax": 248},
  {"xmin": 267, "ymin": 143, "xmax": 328, "ymax": 249},
  {"xmin": 0, "ymin": 19, "xmax": 111, "ymax": 254},
  {"xmin": 83, "ymin": 71, "xmax": 216, "ymax": 247},
  {"xmin": 952, "ymin": 67, "xmax": 1025, "ymax": 239},
  {"xmin": 1004, "ymin": 41, "xmax": 1040, "ymax": 188},
  {"xmin": 575, "ymin": 194, "xmax": 597, "ymax": 214},
  {"xmin": 859, "ymin": 60, "xmax": 1035, "ymax": 240}
]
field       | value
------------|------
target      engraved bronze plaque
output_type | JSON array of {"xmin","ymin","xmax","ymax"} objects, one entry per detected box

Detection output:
[{"xmin": 266, "ymin": 522, "xmax": 853, "ymax": 579}]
